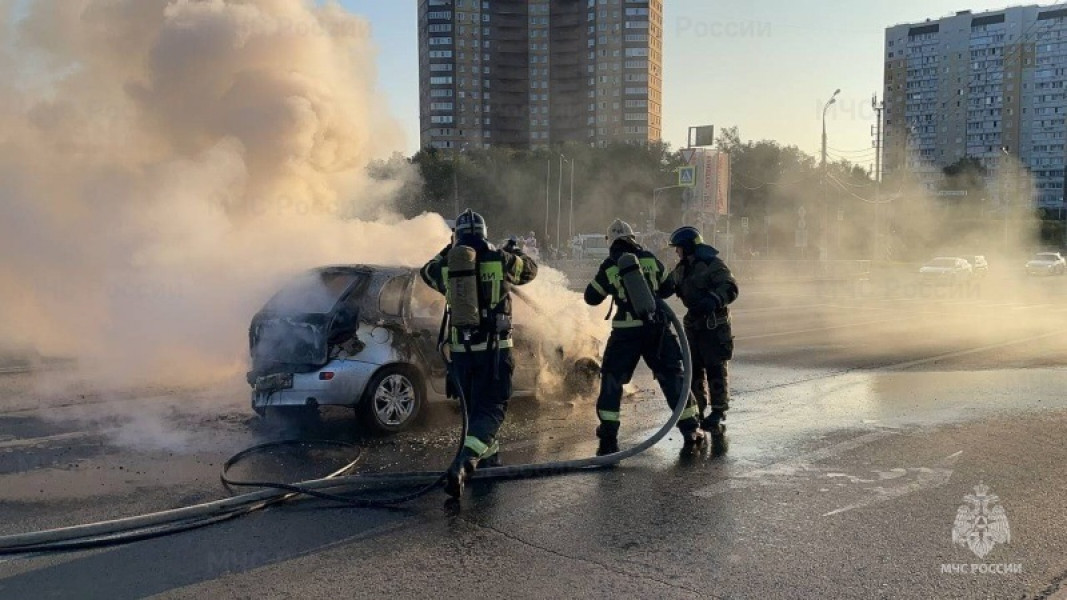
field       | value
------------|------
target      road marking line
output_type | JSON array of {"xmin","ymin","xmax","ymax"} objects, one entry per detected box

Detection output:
[
  {"xmin": 883, "ymin": 329, "xmax": 1067, "ymax": 371},
  {"xmin": 0, "ymin": 432, "xmax": 92, "ymax": 450},
  {"xmin": 692, "ymin": 430, "xmax": 898, "ymax": 498},
  {"xmin": 735, "ymin": 318, "xmax": 903, "ymax": 341},
  {"xmin": 1008, "ymin": 303, "xmax": 1054, "ymax": 310},
  {"xmin": 822, "ymin": 451, "xmax": 962, "ymax": 517},
  {"xmin": 732, "ymin": 304, "xmax": 832, "ymax": 315}
]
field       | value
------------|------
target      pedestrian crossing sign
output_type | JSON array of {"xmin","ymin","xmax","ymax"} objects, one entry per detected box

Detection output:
[{"xmin": 678, "ymin": 166, "xmax": 696, "ymax": 187}]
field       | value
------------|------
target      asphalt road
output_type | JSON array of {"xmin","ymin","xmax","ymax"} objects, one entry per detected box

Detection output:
[{"xmin": 1, "ymin": 269, "xmax": 1066, "ymax": 599}]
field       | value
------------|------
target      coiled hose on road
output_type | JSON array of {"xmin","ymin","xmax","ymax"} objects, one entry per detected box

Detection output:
[{"xmin": 0, "ymin": 301, "xmax": 692, "ymax": 555}]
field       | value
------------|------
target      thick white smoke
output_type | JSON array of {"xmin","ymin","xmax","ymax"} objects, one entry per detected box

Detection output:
[{"xmin": 0, "ymin": 0, "xmax": 447, "ymax": 384}]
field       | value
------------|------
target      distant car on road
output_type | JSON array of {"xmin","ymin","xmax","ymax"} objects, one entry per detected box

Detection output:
[
  {"xmin": 570, "ymin": 233, "xmax": 610, "ymax": 261},
  {"xmin": 247, "ymin": 265, "xmax": 600, "ymax": 433},
  {"xmin": 1025, "ymin": 252, "xmax": 1066, "ymax": 276},
  {"xmin": 919, "ymin": 257, "xmax": 973, "ymax": 282}
]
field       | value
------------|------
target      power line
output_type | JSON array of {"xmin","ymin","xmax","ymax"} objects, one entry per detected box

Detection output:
[{"xmin": 827, "ymin": 146, "xmax": 879, "ymax": 155}]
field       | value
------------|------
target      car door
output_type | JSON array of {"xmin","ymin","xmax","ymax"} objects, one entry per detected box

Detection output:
[{"xmin": 404, "ymin": 271, "xmax": 449, "ymax": 394}]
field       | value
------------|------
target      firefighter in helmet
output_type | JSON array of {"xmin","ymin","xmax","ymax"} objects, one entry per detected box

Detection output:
[
  {"xmin": 584, "ymin": 219, "xmax": 706, "ymax": 456},
  {"xmin": 667, "ymin": 226, "xmax": 738, "ymax": 443},
  {"xmin": 420, "ymin": 209, "xmax": 538, "ymax": 498}
]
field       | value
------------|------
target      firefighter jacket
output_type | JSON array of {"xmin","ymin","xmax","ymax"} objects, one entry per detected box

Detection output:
[
  {"xmin": 420, "ymin": 238, "xmax": 538, "ymax": 352},
  {"xmin": 668, "ymin": 244, "xmax": 739, "ymax": 330},
  {"xmin": 584, "ymin": 242, "xmax": 673, "ymax": 328}
]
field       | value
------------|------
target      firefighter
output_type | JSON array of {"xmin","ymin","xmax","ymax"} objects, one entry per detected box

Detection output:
[
  {"xmin": 584, "ymin": 219, "xmax": 706, "ymax": 456},
  {"xmin": 667, "ymin": 226, "xmax": 739, "ymax": 442},
  {"xmin": 421, "ymin": 210, "xmax": 538, "ymax": 498}
]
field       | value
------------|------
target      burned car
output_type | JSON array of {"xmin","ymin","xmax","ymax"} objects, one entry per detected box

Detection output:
[{"xmin": 247, "ymin": 265, "xmax": 600, "ymax": 433}]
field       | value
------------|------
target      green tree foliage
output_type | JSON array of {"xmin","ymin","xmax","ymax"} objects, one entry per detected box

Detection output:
[{"xmin": 370, "ymin": 131, "xmax": 876, "ymax": 258}]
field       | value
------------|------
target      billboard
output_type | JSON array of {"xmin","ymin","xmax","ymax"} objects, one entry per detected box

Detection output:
[{"xmin": 701, "ymin": 150, "xmax": 730, "ymax": 216}]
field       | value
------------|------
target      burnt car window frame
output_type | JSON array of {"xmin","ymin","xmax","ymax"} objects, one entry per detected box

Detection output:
[{"xmin": 379, "ymin": 275, "xmax": 410, "ymax": 318}]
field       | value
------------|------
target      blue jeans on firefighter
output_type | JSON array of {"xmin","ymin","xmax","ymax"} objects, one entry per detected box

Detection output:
[
  {"xmin": 450, "ymin": 348, "xmax": 513, "ymax": 458},
  {"xmin": 595, "ymin": 324, "xmax": 700, "ymax": 437}
]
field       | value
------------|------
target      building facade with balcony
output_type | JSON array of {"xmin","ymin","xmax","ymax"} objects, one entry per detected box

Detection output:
[{"xmin": 883, "ymin": 5, "xmax": 1067, "ymax": 213}]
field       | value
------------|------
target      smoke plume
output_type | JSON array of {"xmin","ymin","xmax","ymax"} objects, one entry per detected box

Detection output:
[{"xmin": 0, "ymin": 0, "xmax": 449, "ymax": 384}]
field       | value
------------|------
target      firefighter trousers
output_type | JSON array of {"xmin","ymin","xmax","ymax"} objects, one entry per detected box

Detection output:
[
  {"xmin": 595, "ymin": 324, "xmax": 700, "ymax": 437},
  {"xmin": 450, "ymin": 348, "xmax": 514, "ymax": 458},
  {"xmin": 686, "ymin": 326, "xmax": 733, "ymax": 423}
]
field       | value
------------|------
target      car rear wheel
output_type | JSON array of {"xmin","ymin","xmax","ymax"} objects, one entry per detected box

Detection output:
[{"xmin": 359, "ymin": 366, "xmax": 424, "ymax": 433}]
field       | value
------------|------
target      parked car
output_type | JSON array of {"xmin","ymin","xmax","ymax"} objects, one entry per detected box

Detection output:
[
  {"xmin": 1025, "ymin": 252, "xmax": 1066, "ymax": 276},
  {"xmin": 570, "ymin": 233, "xmax": 610, "ymax": 261},
  {"xmin": 966, "ymin": 255, "xmax": 989, "ymax": 278},
  {"xmin": 247, "ymin": 265, "xmax": 601, "ymax": 433},
  {"xmin": 918, "ymin": 257, "xmax": 973, "ymax": 282}
]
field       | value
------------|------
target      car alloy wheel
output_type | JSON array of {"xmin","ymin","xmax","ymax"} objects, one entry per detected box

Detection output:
[{"xmin": 373, "ymin": 373, "xmax": 417, "ymax": 427}]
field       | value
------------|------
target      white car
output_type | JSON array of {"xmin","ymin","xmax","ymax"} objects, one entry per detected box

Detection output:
[
  {"xmin": 1025, "ymin": 252, "xmax": 1066, "ymax": 276},
  {"xmin": 919, "ymin": 257, "xmax": 973, "ymax": 282}
]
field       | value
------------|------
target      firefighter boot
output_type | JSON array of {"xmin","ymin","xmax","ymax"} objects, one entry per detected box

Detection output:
[
  {"xmin": 681, "ymin": 428, "xmax": 708, "ymax": 453},
  {"xmin": 595, "ymin": 425, "xmax": 619, "ymax": 456},
  {"xmin": 701, "ymin": 413, "xmax": 727, "ymax": 440},
  {"xmin": 444, "ymin": 448, "xmax": 479, "ymax": 499},
  {"xmin": 701, "ymin": 413, "xmax": 728, "ymax": 455}
]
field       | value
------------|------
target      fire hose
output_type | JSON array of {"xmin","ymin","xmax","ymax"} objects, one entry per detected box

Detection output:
[{"xmin": 0, "ymin": 300, "xmax": 692, "ymax": 555}]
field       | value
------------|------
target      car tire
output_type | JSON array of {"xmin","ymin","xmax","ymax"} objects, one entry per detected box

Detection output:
[
  {"xmin": 563, "ymin": 357, "xmax": 601, "ymax": 398},
  {"xmin": 359, "ymin": 366, "xmax": 424, "ymax": 434}
]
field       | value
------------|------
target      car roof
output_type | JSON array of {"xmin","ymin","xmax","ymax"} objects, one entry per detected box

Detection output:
[{"xmin": 312, "ymin": 264, "xmax": 415, "ymax": 277}]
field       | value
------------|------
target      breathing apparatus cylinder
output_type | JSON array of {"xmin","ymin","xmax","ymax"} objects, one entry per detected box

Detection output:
[
  {"xmin": 447, "ymin": 245, "xmax": 481, "ymax": 330},
  {"xmin": 617, "ymin": 252, "xmax": 657, "ymax": 321}
]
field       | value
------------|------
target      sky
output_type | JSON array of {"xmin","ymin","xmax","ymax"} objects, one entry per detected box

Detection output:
[{"xmin": 341, "ymin": 0, "xmax": 1037, "ymax": 171}]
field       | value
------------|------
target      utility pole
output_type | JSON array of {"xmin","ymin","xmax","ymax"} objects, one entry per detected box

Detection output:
[
  {"xmin": 545, "ymin": 158, "xmax": 551, "ymax": 241},
  {"xmin": 452, "ymin": 153, "xmax": 459, "ymax": 217},
  {"xmin": 821, "ymin": 89, "xmax": 840, "ymax": 262},
  {"xmin": 872, "ymin": 94, "xmax": 884, "ymax": 261},
  {"xmin": 568, "ymin": 158, "xmax": 575, "ymax": 242},
  {"xmin": 557, "ymin": 154, "xmax": 565, "ymax": 255}
]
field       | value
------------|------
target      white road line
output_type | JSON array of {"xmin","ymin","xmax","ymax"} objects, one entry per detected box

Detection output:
[
  {"xmin": 1008, "ymin": 303, "xmax": 1054, "ymax": 310},
  {"xmin": 692, "ymin": 430, "xmax": 899, "ymax": 498},
  {"xmin": 735, "ymin": 318, "xmax": 903, "ymax": 341},
  {"xmin": 821, "ymin": 451, "xmax": 962, "ymax": 517},
  {"xmin": 732, "ymin": 304, "xmax": 832, "ymax": 315},
  {"xmin": 0, "ymin": 432, "xmax": 92, "ymax": 450},
  {"xmin": 882, "ymin": 328, "xmax": 1067, "ymax": 371}
]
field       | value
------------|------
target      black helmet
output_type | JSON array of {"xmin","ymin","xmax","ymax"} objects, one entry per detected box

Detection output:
[
  {"xmin": 454, "ymin": 208, "xmax": 487, "ymax": 239},
  {"xmin": 669, "ymin": 226, "xmax": 703, "ymax": 255}
]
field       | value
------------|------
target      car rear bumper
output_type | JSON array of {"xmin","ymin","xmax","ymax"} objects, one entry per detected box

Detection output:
[{"xmin": 251, "ymin": 359, "xmax": 379, "ymax": 410}]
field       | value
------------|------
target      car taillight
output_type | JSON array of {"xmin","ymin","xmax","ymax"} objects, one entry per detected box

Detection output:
[{"xmin": 319, "ymin": 372, "xmax": 335, "ymax": 381}]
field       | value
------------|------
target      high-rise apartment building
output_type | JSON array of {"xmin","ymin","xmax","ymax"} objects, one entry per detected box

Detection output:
[
  {"xmin": 417, "ymin": 0, "xmax": 663, "ymax": 151},
  {"xmin": 883, "ymin": 5, "xmax": 1067, "ymax": 212}
]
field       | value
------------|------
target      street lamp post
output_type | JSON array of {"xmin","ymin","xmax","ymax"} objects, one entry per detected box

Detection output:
[
  {"xmin": 557, "ymin": 154, "xmax": 566, "ymax": 255},
  {"xmin": 1001, "ymin": 146, "xmax": 1011, "ymax": 251},
  {"xmin": 545, "ymin": 158, "xmax": 551, "ymax": 240},
  {"xmin": 568, "ymin": 158, "xmax": 575, "ymax": 242},
  {"xmin": 821, "ymin": 88, "xmax": 841, "ymax": 261},
  {"xmin": 652, "ymin": 185, "xmax": 687, "ymax": 231}
]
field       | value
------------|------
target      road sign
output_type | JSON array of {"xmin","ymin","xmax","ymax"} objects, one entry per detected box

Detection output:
[
  {"xmin": 691, "ymin": 125, "xmax": 715, "ymax": 147},
  {"xmin": 741, "ymin": 217, "xmax": 749, "ymax": 232},
  {"xmin": 680, "ymin": 148, "xmax": 697, "ymax": 165},
  {"xmin": 678, "ymin": 166, "xmax": 696, "ymax": 187}
]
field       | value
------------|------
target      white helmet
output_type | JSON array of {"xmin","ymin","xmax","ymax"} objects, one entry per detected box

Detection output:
[{"xmin": 606, "ymin": 219, "xmax": 635, "ymax": 243}]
